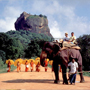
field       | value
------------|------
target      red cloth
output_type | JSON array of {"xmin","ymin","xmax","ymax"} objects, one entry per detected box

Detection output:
[
  {"xmin": 25, "ymin": 62, "xmax": 29, "ymax": 72},
  {"xmin": 45, "ymin": 60, "xmax": 48, "ymax": 66},
  {"xmin": 30, "ymin": 62, "xmax": 34, "ymax": 71},
  {"xmin": 36, "ymin": 63, "xmax": 40, "ymax": 72},
  {"xmin": 52, "ymin": 66, "xmax": 54, "ymax": 71},
  {"xmin": 7, "ymin": 62, "xmax": 11, "ymax": 72},
  {"xmin": 44, "ymin": 60, "xmax": 48, "ymax": 72}
]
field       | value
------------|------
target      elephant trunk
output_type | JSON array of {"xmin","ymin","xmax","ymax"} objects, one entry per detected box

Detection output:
[{"xmin": 40, "ymin": 51, "xmax": 47, "ymax": 67}]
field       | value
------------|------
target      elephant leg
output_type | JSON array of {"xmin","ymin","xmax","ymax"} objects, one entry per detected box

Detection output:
[
  {"xmin": 53, "ymin": 62, "xmax": 60, "ymax": 84},
  {"xmin": 78, "ymin": 65, "xmax": 85, "ymax": 83},
  {"xmin": 61, "ymin": 65, "xmax": 68, "ymax": 84}
]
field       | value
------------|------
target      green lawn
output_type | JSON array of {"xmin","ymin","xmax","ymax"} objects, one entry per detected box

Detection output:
[{"xmin": 0, "ymin": 64, "xmax": 16, "ymax": 73}]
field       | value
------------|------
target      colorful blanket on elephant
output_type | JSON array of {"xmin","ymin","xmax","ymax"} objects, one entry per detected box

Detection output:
[
  {"xmin": 53, "ymin": 41, "xmax": 80, "ymax": 50},
  {"xmin": 63, "ymin": 41, "xmax": 76, "ymax": 47},
  {"xmin": 62, "ymin": 41, "xmax": 80, "ymax": 50},
  {"xmin": 62, "ymin": 41, "xmax": 80, "ymax": 49},
  {"xmin": 60, "ymin": 48, "xmax": 82, "ymax": 65},
  {"xmin": 61, "ymin": 46, "xmax": 81, "ymax": 50}
]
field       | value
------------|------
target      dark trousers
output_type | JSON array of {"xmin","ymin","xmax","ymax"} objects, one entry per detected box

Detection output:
[{"xmin": 69, "ymin": 74, "xmax": 76, "ymax": 84}]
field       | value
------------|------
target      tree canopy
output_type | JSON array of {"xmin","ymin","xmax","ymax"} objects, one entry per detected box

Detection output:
[{"xmin": 77, "ymin": 35, "xmax": 90, "ymax": 70}]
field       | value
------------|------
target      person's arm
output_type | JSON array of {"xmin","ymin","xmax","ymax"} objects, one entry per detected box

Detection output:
[{"xmin": 75, "ymin": 62, "xmax": 78, "ymax": 74}]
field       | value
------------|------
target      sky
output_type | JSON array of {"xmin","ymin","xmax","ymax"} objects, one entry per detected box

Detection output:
[{"xmin": 0, "ymin": 0, "xmax": 90, "ymax": 39}]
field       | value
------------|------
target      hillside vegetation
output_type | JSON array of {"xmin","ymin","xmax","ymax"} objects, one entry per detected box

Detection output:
[
  {"xmin": 0, "ymin": 30, "xmax": 53, "ymax": 68},
  {"xmin": 0, "ymin": 30, "xmax": 90, "ymax": 73}
]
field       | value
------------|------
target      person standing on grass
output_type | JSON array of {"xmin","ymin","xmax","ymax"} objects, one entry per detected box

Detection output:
[{"xmin": 68, "ymin": 58, "xmax": 78, "ymax": 85}]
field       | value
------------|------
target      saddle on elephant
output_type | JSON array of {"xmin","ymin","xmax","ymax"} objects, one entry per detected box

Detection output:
[
  {"xmin": 53, "ymin": 41, "xmax": 81, "ymax": 50},
  {"xmin": 62, "ymin": 41, "xmax": 80, "ymax": 49}
]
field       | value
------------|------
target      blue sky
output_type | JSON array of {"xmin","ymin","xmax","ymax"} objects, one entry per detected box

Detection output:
[{"xmin": 0, "ymin": 0, "xmax": 90, "ymax": 38}]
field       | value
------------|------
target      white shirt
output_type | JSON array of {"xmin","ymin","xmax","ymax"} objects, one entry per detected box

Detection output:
[
  {"xmin": 68, "ymin": 61, "xmax": 78, "ymax": 73},
  {"xmin": 63, "ymin": 37, "xmax": 70, "ymax": 41}
]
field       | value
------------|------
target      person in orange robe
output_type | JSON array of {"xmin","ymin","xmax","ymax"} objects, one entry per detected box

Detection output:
[
  {"xmin": 36, "ymin": 62, "xmax": 40, "ymax": 72},
  {"xmin": 30, "ymin": 60, "xmax": 34, "ymax": 72},
  {"xmin": 25, "ymin": 61, "xmax": 29, "ymax": 72},
  {"xmin": 7, "ymin": 61, "xmax": 11, "ymax": 72},
  {"xmin": 17, "ymin": 61, "xmax": 21, "ymax": 72},
  {"xmin": 44, "ymin": 59, "xmax": 48, "ymax": 72}
]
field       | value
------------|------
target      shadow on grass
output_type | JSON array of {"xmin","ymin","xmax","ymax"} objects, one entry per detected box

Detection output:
[{"xmin": 2, "ymin": 79, "xmax": 63, "ymax": 84}]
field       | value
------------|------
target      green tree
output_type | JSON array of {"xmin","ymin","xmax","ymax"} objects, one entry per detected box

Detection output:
[
  {"xmin": 77, "ymin": 35, "xmax": 90, "ymax": 70},
  {"xmin": 0, "ymin": 50, "xmax": 6, "ymax": 63}
]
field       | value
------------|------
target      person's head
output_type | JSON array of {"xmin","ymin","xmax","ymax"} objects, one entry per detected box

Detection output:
[
  {"xmin": 71, "ymin": 32, "xmax": 74, "ymax": 36},
  {"xmin": 72, "ymin": 58, "xmax": 75, "ymax": 63},
  {"xmin": 56, "ymin": 40, "xmax": 58, "ymax": 43},
  {"xmin": 65, "ymin": 33, "xmax": 68, "ymax": 37}
]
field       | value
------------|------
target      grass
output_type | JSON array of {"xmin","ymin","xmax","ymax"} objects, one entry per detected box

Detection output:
[
  {"xmin": 83, "ymin": 72, "xmax": 90, "ymax": 77},
  {"xmin": 0, "ymin": 64, "xmax": 16, "ymax": 74},
  {"xmin": 48, "ymin": 65, "xmax": 90, "ymax": 77},
  {"xmin": 27, "ymin": 15, "xmax": 40, "ymax": 19}
]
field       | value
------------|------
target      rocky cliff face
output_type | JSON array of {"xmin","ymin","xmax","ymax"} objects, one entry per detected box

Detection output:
[{"xmin": 15, "ymin": 12, "xmax": 52, "ymax": 37}]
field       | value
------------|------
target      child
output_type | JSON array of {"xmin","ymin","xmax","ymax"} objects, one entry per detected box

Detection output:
[{"xmin": 68, "ymin": 58, "xmax": 78, "ymax": 85}]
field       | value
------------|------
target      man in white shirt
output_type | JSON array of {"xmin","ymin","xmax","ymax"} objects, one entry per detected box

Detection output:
[{"xmin": 68, "ymin": 58, "xmax": 78, "ymax": 84}]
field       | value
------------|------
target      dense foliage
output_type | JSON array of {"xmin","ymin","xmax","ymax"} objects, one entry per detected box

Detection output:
[
  {"xmin": 1, "ymin": 30, "xmax": 90, "ymax": 72},
  {"xmin": 0, "ymin": 33, "xmax": 24, "ymax": 60},
  {"xmin": 77, "ymin": 35, "xmax": 90, "ymax": 70},
  {"xmin": 6, "ymin": 30, "xmax": 52, "ymax": 47},
  {"xmin": 0, "ymin": 30, "xmax": 53, "ymax": 66}
]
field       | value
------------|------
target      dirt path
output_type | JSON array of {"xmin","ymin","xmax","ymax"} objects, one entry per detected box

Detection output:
[{"xmin": 0, "ymin": 64, "xmax": 90, "ymax": 89}]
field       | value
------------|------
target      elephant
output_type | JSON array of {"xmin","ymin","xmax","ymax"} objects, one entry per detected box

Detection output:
[{"xmin": 40, "ymin": 41, "xmax": 85, "ymax": 84}]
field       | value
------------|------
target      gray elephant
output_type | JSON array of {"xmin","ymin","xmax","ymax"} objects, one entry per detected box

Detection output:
[{"xmin": 40, "ymin": 42, "xmax": 85, "ymax": 84}]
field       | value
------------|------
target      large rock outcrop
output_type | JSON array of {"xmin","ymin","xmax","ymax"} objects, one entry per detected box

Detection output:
[{"xmin": 15, "ymin": 12, "xmax": 52, "ymax": 37}]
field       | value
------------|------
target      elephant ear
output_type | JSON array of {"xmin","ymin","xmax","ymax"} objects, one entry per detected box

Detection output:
[{"xmin": 53, "ymin": 44, "xmax": 60, "ymax": 54}]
